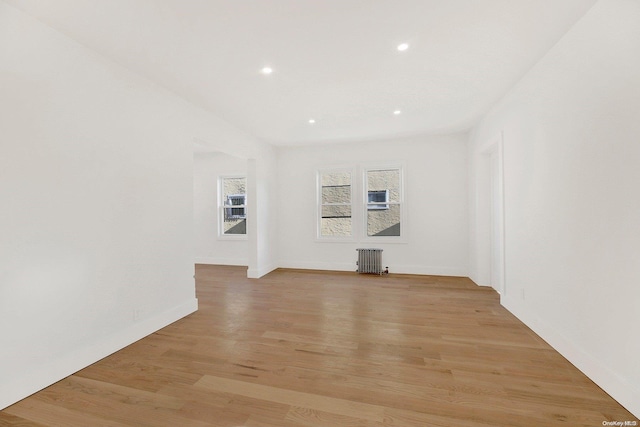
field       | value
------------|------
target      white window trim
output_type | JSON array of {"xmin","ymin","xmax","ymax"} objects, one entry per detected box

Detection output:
[
  {"xmin": 316, "ymin": 167, "xmax": 356, "ymax": 242},
  {"xmin": 218, "ymin": 175, "xmax": 248, "ymax": 240}
]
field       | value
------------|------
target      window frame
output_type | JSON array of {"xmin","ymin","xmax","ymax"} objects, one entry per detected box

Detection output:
[{"xmin": 218, "ymin": 175, "xmax": 247, "ymax": 240}]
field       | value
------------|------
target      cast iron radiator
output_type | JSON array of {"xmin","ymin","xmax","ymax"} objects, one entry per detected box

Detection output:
[{"xmin": 356, "ymin": 248, "xmax": 384, "ymax": 275}]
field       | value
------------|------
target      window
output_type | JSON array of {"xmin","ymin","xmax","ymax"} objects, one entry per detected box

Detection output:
[
  {"xmin": 367, "ymin": 190, "xmax": 389, "ymax": 210},
  {"xmin": 220, "ymin": 176, "xmax": 246, "ymax": 236},
  {"xmin": 365, "ymin": 168, "xmax": 401, "ymax": 237},
  {"xmin": 317, "ymin": 165, "xmax": 404, "ymax": 240},
  {"xmin": 225, "ymin": 194, "xmax": 246, "ymax": 219},
  {"xmin": 318, "ymin": 169, "xmax": 352, "ymax": 238}
]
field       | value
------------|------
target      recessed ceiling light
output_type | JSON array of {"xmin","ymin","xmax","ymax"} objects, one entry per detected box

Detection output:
[
  {"xmin": 393, "ymin": 110, "xmax": 402, "ymax": 115},
  {"xmin": 261, "ymin": 66, "xmax": 273, "ymax": 75},
  {"xmin": 308, "ymin": 119, "xmax": 316, "ymax": 124},
  {"xmin": 397, "ymin": 43, "xmax": 409, "ymax": 52}
]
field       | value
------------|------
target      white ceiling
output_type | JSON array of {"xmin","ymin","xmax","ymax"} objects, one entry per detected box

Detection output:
[{"xmin": 6, "ymin": 0, "xmax": 597, "ymax": 146}]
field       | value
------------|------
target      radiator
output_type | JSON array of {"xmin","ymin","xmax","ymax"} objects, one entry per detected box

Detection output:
[{"xmin": 356, "ymin": 248, "xmax": 384, "ymax": 275}]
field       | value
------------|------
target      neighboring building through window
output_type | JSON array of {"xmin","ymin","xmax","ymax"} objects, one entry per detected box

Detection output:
[
  {"xmin": 367, "ymin": 190, "xmax": 389, "ymax": 210},
  {"xmin": 220, "ymin": 176, "xmax": 246, "ymax": 236},
  {"xmin": 318, "ymin": 169, "xmax": 352, "ymax": 238},
  {"xmin": 365, "ymin": 168, "xmax": 401, "ymax": 237},
  {"xmin": 225, "ymin": 194, "xmax": 246, "ymax": 219}
]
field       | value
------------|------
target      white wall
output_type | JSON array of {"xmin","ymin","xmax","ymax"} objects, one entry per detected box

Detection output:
[
  {"xmin": 0, "ymin": 3, "xmax": 274, "ymax": 409},
  {"xmin": 193, "ymin": 152, "xmax": 248, "ymax": 266},
  {"xmin": 277, "ymin": 134, "xmax": 468, "ymax": 276},
  {"xmin": 247, "ymin": 147, "xmax": 279, "ymax": 278},
  {"xmin": 469, "ymin": 0, "xmax": 640, "ymax": 416}
]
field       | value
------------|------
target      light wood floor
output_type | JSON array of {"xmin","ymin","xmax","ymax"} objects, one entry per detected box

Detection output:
[{"xmin": 1, "ymin": 265, "xmax": 636, "ymax": 426}]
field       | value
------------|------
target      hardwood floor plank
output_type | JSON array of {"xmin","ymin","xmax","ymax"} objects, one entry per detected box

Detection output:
[
  {"xmin": 194, "ymin": 375, "xmax": 386, "ymax": 423},
  {"xmin": 4, "ymin": 399, "xmax": 128, "ymax": 427},
  {"xmin": 0, "ymin": 411, "xmax": 47, "ymax": 427},
  {"xmin": 285, "ymin": 406, "xmax": 384, "ymax": 427}
]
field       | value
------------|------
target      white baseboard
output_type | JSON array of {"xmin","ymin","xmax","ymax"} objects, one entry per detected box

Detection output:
[
  {"xmin": 389, "ymin": 264, "xmax": 468, "ymax": 277},
  {"xmin": 278, "ymin": 260, "xmax": 356, "ymax": 272},
  {"xmin": 468, "ymin": 274, "xmax": 491, "ymax": 287},
  {"xmin": 502, "ymin": 295, "xmax": 639, "ymax": 418},
  {"xmin": 277, "ymin": 260, "xmax": 467, "ymax": 277},
  {"xmin": 195, "ymin": 257, "xmax": 248, "ymax": 266},
  {"xmin": 0, "ymin": 298, "xmax": 198, "ymax": 411},
  {"xmin": 247, "ymin": 263, "xmax": 277, "ymax": 279}
]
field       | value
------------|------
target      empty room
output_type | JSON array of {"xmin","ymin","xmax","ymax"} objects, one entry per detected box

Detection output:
[{"xmin": 1, "ymin": 0, "xmax": 638, "ymax": 425}]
